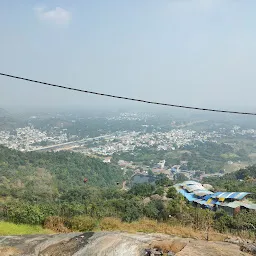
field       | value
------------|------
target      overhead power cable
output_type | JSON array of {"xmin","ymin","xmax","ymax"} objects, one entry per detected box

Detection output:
[{"xmin": 1, "ymin": 72, "xmax": 256, "ymax": 116}]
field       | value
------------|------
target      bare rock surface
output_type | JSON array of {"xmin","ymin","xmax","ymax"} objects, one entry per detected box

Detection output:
[{"xmin": 0, "ymin": 231, "xmax": 253, "ymax": 256}]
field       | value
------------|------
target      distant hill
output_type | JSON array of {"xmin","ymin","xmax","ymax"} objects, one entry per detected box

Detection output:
[
  {"xmin": 0, "ymin": 108, "xmax": 20, "ymax": 130},
  {"xmin": 0, "ymin": 146, "xmax": 125, "ymax": 202},
  {"xmin": 0, "ymin": 108, "xmax": 9, "ymax": 118}
]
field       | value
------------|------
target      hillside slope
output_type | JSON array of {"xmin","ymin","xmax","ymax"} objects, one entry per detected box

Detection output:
[
  {"xmin": 0, "ymin": 146, "xmax": 125, "ymax": 201},
  {"xmin": 203, "ymin": 165, "xmax": 256, "ymax": 200},
  {"xmin": 0, "ymin": 108, "xmax": 19, "ymax": 130}
]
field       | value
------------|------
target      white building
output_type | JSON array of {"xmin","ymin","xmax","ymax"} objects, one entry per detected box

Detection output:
[{"xmin": 157, "ymin": 160, "xmax": 165, "ymax": 169}]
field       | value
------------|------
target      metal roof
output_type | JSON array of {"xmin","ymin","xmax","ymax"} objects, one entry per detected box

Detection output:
[
  {"xmin": 215, "ymin": 201, "xmax": 256, "ymax": 210},
  {"xmin": 175, "ymin": 182, "xmax": 255, "ymax": 211},
  {"xmin": 210, "ymin": 192, "xmax": 250, "ymax": 200},
  {"xmin": 193, "ymin": 190, "xmax": 213, "ymax": 197},
  {"xmin": 198, "ymin": 200, "xmax": 212, "ymax": 208},
  {"xmin": 181, "ymin": 180, "xmax": 201, "ymax": 186},
  {"xmin": 193, "ymin": 198, "xmax": 241, "ymax": 209},
  {"xmin": 209, "ymin": 199, "xmax": 218, "ymax": 205},
  {"xmin": 183, "ymin": 184, "xmax": 205, "ymax": 192},
  {"xmin": 240, "ymin": 203, "xmax": 256, "ymax": 210},
  {"xmin": 192, "ymin": 198, "xmax": 209, "ymax": 206},
  {"xmin": 202, "ymin": 184, "xmax": 213, "ymax": 190},
  {"xmin": 210, "ymin": 192, "xmax": 224, "ymax": 198},
  {"xmin": 225, "ymin": 201, "xmax": 242, "ymax": 208},
  {"xmin": 203, "ymin": 194, "xmax": 212, "ymax": 201},
  {"xmin": 178, "ymin": 189, "xmax": 196, "ymax": 202},
  {"xmin": 198, "ymin": 200, "xmax": 208, "ymax": 205}
]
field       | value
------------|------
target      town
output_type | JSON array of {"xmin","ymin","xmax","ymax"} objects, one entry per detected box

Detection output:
[
  {"xmin": 0, "ymin": 126, "xmax": 68, "ymax": 151},
  {"xmin": 80, "ymin": 129, "xmax": 222, "ymax": 155},
  {"xmin": 1, "ymin": 116, "xmax": 256, "ymax": 184}
]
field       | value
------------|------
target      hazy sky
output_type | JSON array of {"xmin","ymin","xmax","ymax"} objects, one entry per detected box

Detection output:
[{"xmin": 1, "ymin": 0, "xmax": 256, "ymax": 111}]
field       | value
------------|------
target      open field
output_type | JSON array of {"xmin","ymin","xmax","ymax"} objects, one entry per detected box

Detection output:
[
  {"xmin": 223, "ymin": 162, "xmax": 248, "ymax": 173},
  {"xmin": 0, "ymin": 221, "xmax": 53, "ymax": 235}
]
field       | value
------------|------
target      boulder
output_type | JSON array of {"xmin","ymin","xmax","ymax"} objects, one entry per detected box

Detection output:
[
  {"xmin": 150, "ymin": 239, "xmax": 187, "ymax": 253},
  {"xmin": 240, "ymin": 243, "xmax": 256, "ymax": 255}
]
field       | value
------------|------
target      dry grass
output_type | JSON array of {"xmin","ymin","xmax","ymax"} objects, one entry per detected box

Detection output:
[
  {"xmin": 43, "ymin": 216, "xmax": 70, "ymax": 233},
  {"xmin": 96, "ymin": 218, "xmax": 228, "ymax": 242},
  {"xmin": 99, "ymin": 217, "xmax": 123, "ymax": 231},
  {"xmin": 42, "ymin": 216, "xmax": 231, "ymax": 243}
]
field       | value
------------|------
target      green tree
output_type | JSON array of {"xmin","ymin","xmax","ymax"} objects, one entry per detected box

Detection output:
[
  {"xmin": 155, "ymin": 174, "xmax": 173, "ymax": 186},
  {"xmin": 154, "ymin": 187, "xmax": 164, "ymax": 196},
  {"xmin": 129, "ymin": 184, "xmax": 155, "ymax": 197},
  {"xmin": 166, "ymin": 187, "xmax": 178, "ymax": 199},
  {"xmin": 174, "ymin": 173, "xmax": 187, "ymax": 183},
  {"xmin": 122, "ymin": 201, "xmax": 142, "ymax": 222},
  {"xmin": 213, "ymin": 210, "xmax": 234, "ymax": 233}
]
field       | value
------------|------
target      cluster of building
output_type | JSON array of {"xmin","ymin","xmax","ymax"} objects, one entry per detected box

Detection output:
[
  {"xmin": 150, "ymin": 160, "xmax": 223, "ymax": 181},
  {"xmin": 106, "ymin": 112, "xmax": 155, "ymax": 121},
  {"xmin": 230, "ymin": 126, "xmax": 256, "ymax": 136},
  {"xmin": 174, "ymin": 181, "xmax": 256, "ymax": 216},
  {"xmin": 114, "ymin": 157, "xmax": 224, "ymax": 182},
  {"xmin": 84, "ymin": 129, "xmax": 224, "ymax": 156},
  {"xmin": 2, "ymin": 116, "xmax": 256, "ymax": 157},
  {"xmin": 0, "ymin": 126, "xmax": 68, "ymax": 151}
]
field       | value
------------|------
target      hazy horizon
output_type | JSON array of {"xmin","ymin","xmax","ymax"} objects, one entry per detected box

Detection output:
[{"xmin": 1, "ymin": 1, "xmax": 256, "ymax": 112}]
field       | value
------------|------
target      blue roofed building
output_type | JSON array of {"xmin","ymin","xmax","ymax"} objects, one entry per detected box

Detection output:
[{"xmin": 174, "ymin": 180, "xmax": 256, "ymax": 216}]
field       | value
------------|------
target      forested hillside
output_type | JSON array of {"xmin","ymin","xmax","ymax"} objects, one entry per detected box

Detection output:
[
  {"xmin": 203, "ymin": 165, "xmax": 256, "ymax": 200},
  {"xmin": 0, "ymin": 145, "xmax": 255, "ymax": 241},
  {"xmin": 0, "ymin": 145, "xmax": 126, "ymax": 202}
]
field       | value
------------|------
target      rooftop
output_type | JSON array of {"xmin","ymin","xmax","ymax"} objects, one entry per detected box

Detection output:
[{"xmin": 175, "ymin": 180, "xmax": 256, "ymax": 213}]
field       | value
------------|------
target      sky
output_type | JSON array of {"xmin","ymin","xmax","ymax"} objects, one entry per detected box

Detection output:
[{"xmin": 1, "ymin": 0, "xmax": 256, "ymax": 112}]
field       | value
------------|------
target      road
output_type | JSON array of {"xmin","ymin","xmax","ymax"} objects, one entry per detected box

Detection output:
[{"xmin": 29, "ymin": 134, "xmax": 112, "ymax": 152}]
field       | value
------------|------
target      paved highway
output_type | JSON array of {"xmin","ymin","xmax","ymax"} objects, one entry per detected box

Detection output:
[{"xmin": 29, "ymin": 134, "xmax": 112, "ymax": 152}]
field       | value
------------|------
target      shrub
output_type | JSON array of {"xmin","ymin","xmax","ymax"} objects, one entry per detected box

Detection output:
[
  {"xmin": 166, "ymin": 187, "xmax": 178, "ymax": 199},
  {"xmin": 99, "ymin": 217, "xmax": 122, "ymax": 231},
  {"xmin": 6, "ymin": 204, "xmax": 45, "ymax": 225},
  {"xmin": 70, "ymin": 215, "xmax": 97, "ymax": 231},
  {"xmin": 121, "ymin": 202, "xmax": 142, "ymax": 223},
  {"xmin": 154, "ymin": 187, "xmax": 164, "ymax": 196},
  {"xmin": 43, "ymin": 216, "xmax": 70, "ymax": 233}
]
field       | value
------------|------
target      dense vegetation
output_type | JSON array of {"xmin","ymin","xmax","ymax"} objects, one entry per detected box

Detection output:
[
  {"xmin": 0, "ymin": 145, "xmax": 127, "ymax": 201},
  {"xmin": 0, "ymin": 145, "xmax": 255, "ymax": 240},
  {"xmin": 183, "ymin": 142, "xmax": 249, "ymax": 171},
  {"xmin": 113, "ymin": 141, "xmax": 248, "ymax": 173},
  {"xmin": 203, "ymin": 165, "xmax": 256, "ymax": 200}
]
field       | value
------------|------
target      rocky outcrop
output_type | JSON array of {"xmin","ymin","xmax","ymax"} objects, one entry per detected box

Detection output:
[
  {"xmin": 240, "ymin": 243, "xmax": 256, "ymax": 255},
  {"xmin": 0, "ymin": 232, "xmax": 252, "ymax": 256},
  {"xmin": 150, "ymin": 194, "xmax": 163, "ymax": 201},
  {"xmin": 150, "ymin": 239, "xmax": 187, "ymax": 253}
]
